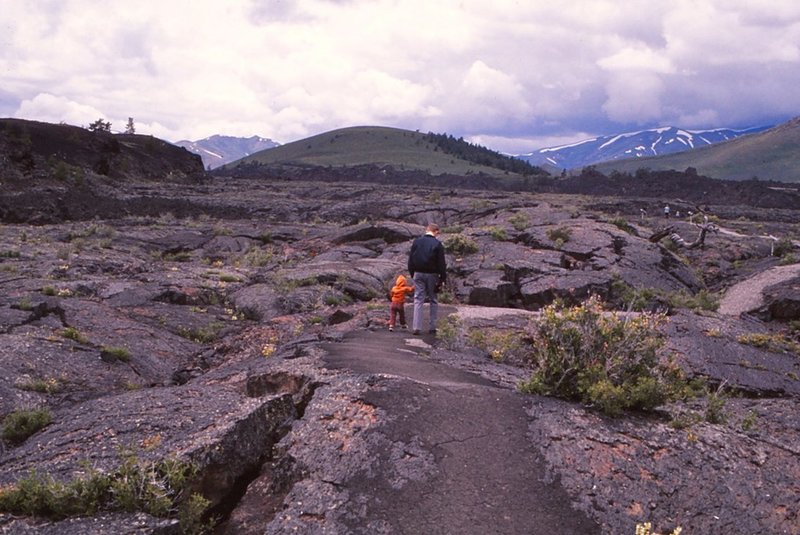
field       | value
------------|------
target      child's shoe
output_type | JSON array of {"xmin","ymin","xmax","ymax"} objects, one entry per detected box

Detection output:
[
  {"xmin": 388, "ymin": 326, "xmax": 394, "ymax": 332},
  {"xmin": 400, "ymin": 324, "xmax": 407, "ymax": 329}
]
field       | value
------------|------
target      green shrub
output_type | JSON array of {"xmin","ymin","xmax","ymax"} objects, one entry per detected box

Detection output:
[
  {"xmin": 2, "ymin": 408, "xmax": 52, "ymax": 443},
  {"xmin": 705, "ymin": 386, "xmax": 728, "ymax": 425},
  {"xmin": 324, "ymin": 294, "xmax": 352, "ymax": 306},
  {"xmin": 486, "ymin": 226, "xmax": 508, "ymax": 241},
  {"xmin": 61, "ymin": 327, "xmax": 88, "ymax": 344},
  {"xmin": 546, "ymin": 226, "xmax": 572, "ymax": 244},
  {"xmin": 668, "ymin": 411, "xmax": 702, "ymax": 430},
  {"xmin": 741, "ymin": 409, "xmax": 758, "ymax": 432},
  {"xmin": 41, "ymin": 286, "xmax": 57, "ymax": 296},
  {"xmin": 444, "ymin": 234, "xmax": 479, "ymax": 256},
  {"xmin": 508, "ymin": 212, "xmax": 529, "ymax": 231},
  {"xmin": 773, "ymin": 237, "xmax": 794, "ymax": 257},
  {"xmin": 17, "ymin": 377, "xmax": 62, "ymax": 394},
  {"xmin": 178, "ymin": 323, "xmax": 224, "ymax": 344},
  {"xmin": 609, "ymin": 217, "xmax": 634, "ymax": 234},
  {"xmin": 0, "ymin": 450, "xmax": 212, "ymax": 532},
  {"xmin": 435, "ymin": 314, "xmax": 463, "ymax": 349},
  {"xmin": 102, "ymin": 346, "xmax": 131, "ymax": 362},
  {"xmin": 667, "ymin": 289, "xmax": 719, "ymax": 312},
  {"xmin": 611, "ymin": 280, "xmax": 662, "ymax": 312},
  {"xmin": 612, "ymin": 280, "xmax": 719, "ymax": 313},
  {"xmin": 0, "ymin": 468, "xmax": 110, "ymax": 518},
  {"xmin": 16, "ymin": 296, "xmax": 33, "ymax": 311},
  {"xmin": 243, "ymin": 247, "xmax": 274, "ymax": 267},
  {"xmin": 467, "ymin": 328, "xmax": 523, "ymax": 362},
  {"xmin": 212, "ymin": 224, "xmax": 232, "ymax": 236},
  {"xmin": 519, "ymin": 296, "xmax": 669, "ymax": 416},
  {"xmin": 161, "ymin": 251, "xmax": 192, "ymax": 262},
  {"xmin": 737, "ymin": 332, "xmax": 800, "ymax": 354},
  {"xmin": 180, "ymin": 493, "xmax": 213, "ymax": 534}
]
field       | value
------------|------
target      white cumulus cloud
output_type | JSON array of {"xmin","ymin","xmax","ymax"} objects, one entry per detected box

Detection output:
[{"xmin": 0, "ymin": 0, "xmax": 798, "ymax": 153}]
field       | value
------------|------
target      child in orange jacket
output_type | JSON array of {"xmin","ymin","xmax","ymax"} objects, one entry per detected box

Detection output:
[{"xmin": 388, "ymin": 274, "xmax": 414, "ymax": 331}]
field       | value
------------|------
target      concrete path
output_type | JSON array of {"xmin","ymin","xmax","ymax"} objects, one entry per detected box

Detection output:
[{"xmin": 319, "ymin": 315, "xmax": 600, "ymax": 534}]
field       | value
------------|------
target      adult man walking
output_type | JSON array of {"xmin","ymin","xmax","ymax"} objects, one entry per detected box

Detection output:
[{"xmin": 408, "ymin": 223, "xmax": 447, "ymax": 335}]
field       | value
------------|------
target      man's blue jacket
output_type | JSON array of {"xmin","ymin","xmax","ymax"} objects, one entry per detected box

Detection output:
[{"xmin": 408, "ymin": 234, "xmax": 447, "ymax": 282}]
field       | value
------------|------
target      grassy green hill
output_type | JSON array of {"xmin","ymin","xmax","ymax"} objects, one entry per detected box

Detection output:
[
  {"xmin": 224, "ymin": 126, "xmax": 542, "ymax": 177},
  {"xmin": 594, "ymin": 117, "xmax": 800, "ymax": 183}
]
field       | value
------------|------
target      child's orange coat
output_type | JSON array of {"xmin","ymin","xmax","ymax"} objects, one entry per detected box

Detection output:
[{"xmin": 389, "ymin": 275, "xmax": 414, "ymax": 303}]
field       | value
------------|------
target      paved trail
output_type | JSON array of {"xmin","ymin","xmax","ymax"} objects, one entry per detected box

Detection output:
[
  {"xmin": 319, "ymin": 310, "xmax": 600, "ymax": 534},
  {"xmin": 719, "ymin": 263, "xmax": 800, "ymax": 316}
]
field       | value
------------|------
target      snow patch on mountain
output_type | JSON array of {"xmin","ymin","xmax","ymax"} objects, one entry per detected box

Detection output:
[
  {"xmin": 516, "ymin": 125, "xmax": 770, "ymax": 170},
  {"xmin": 174, "ymin": 134, "xmax": 280, "ymax": 169}
]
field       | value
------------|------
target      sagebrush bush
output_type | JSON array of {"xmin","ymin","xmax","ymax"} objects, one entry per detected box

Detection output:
[
  {"xmin": 508, "ymin": 212, "xmax": 529, "ymax": 231},
  {"xmin": 2, "ymin": 408, "xmax": 52, "ymax": 443},
  {"xmin": 17, "ymin": 377, "xmax": 62, "ymax": 394},
  {"xmin": 467, "ymin": 328, "xmax": 524, "ymax": 362},
  {"xmin": 61, "ymin": 327, "xmax": 88, "ymax": 344},
  {"xmin": 519, "ymin": 296, "xmax": 670, "ymax": 416},
  {"xmin": 178, "ymin": 323, "xmax": 224, "ymax": 344},
  {"xmin": 443, "ymin": 234, "xmax": 479, "ymax": 256},
  {"xmin": 612, "ymin": 279, "xmax": 719, "ymax": 313},
  {"xmin": 667, "ymin": 289, "xmax": 719, "ymax": 312},
  {"xmin": 0, "ymin": 450, "xmax": 212, "ymax": 532},
  {"xmin": 608, "ymin": 217, "xmax": 634, "ymax": 234},
  {"xmin": 546, "ymin": 226, "xmax": 572, "ymax": 244},
  {"xmin": 773, "ymin": 237, "xmax": 794, "ymax": 257},
  {"xmin": 485, "ymin": 226, "xmax": 508, "ymax": 241},
  {"xmin": 737, "ymin": 332, "xmax": 800, "ymax": 355},
  {"xmin": 101, "ymin": 346, "xmax": 131, "ymax": 362},
  {"xmin": 436, "ymin": 314, "xmax": 463, "ymax": 349}
]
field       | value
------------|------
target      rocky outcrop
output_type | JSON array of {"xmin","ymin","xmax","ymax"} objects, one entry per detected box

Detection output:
[
  {"xmin": 1, "ymin": 167, "xmax": 799, "ymax": 534},
  {"xmin": 761, "ymin": 276, "xmax": 800, "ymax": 320}
]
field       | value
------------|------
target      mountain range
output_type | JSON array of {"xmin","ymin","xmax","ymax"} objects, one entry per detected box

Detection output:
[
  {"xmin": 174, "ymin": 134, "xmax": 279, "ymax": 169},
  {"xmin": 180, "ymin": 126, "xmax": 767, "ymax": 174},
  {"xmin": 594, "ymin": 117, "xmax": 800, "ymax": 182},
  {"xmin": 178, "ymin": 116, "xmax": 800, "ymax": 183},
  {"xmin": 516, "ymin": 125, "xmax": 770, "ymax": 171}
]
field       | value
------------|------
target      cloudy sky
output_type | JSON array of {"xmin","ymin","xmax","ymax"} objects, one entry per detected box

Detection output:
[{"xmin": 2, "ymin": 0, "xmax": 799, "ymax": 153}]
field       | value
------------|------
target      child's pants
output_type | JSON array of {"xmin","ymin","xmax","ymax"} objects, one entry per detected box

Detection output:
[{"xmin": 389, "ymin": 302, "xmax": 406, "ymax": 327}]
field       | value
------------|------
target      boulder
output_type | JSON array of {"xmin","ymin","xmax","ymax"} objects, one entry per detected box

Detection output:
[
  {"xmin": 762, "ymin": 277, "xmax": 800, "ymax": 320},
  {"xmin": 231, "ymin": 284, "xmax": 282, "ymax": 321},
  {"xmin": 449, "ymin": 220, "xmax": 703, "ymax": 309},
  {"xmin": 331, "ymin": 221, "xmax": 420, "ymax": 245}
]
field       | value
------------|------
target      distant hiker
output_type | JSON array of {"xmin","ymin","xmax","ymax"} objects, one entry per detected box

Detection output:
[
  {"xmin": 664, "ymin": 205, "xmax": 670, "ymax": 218},
  {"xmin": 388, "ymin": 274, "xmax": 414, "ymax": 332},
  {"xmin": 408, "ymin": 223, "xmax": 447, "ymax": 335},
  {"xmin": 640, "ymin": 208, "xmax": 646, "ymax": 221}
]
